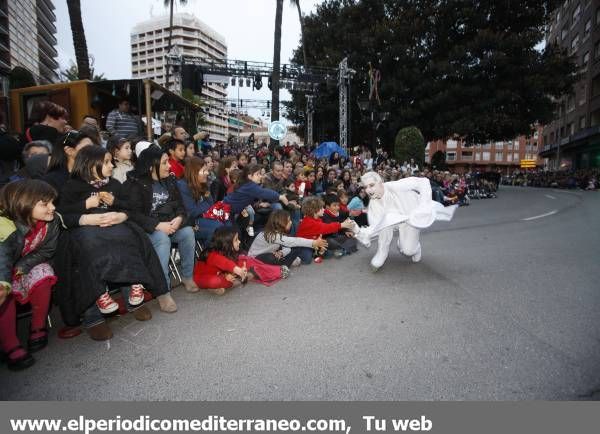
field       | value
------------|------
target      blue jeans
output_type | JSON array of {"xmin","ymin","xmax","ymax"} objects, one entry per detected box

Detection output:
[
  {"xmin": 289, "ymin": 209, "xmax": 301, "ymax": 236},
  {"xmin": 148, "ymin": 226, "xmax": 195, "ymax": 286},
  {"xmin": 82, "ymin": 286, "xmax": 136, "ymax": 328},
  {"xmin": 195, "ymin": 218, "xmax": 223, "ymax": 245},
  {"xmin": 293, "ymin": 247, "xmax": 314, "ymax": 264}
]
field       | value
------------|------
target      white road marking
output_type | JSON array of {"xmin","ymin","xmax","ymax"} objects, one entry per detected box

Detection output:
[
  {"xmin": 522, "ymin": 210, "xmax": 558, "ymax": 221},
  {"xmin": 545, "ymin": 194, "xmax": 556, "ymax": 199}
]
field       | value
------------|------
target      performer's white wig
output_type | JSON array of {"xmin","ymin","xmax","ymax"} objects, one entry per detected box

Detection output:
[{"xmin": 360, "ymin": 171, "xmax": 383, "ymax": 185}]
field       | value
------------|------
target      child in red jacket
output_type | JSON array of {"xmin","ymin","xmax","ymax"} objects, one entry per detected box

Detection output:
[
  {"xmin": 296, "ymin": 196, "xmax": 355, "ymax": 260},
  {"xmin": 193, "ymin": 227, "xmax": 289, "ymax": 294}
]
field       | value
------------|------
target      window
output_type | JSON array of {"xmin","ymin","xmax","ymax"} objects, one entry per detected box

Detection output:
[
  {"xmin": 495, "ymin": 142, "xmax": 504, "ymax": 149},
  {"xmin": 495, "ymin": 151, "xmax": 504, "ymax": 161},
  {"xmin": 584, "ymin": 19, "xmax": 591, "ymax": 38},
  {"xmin": 461, "ymin": 151, "xmax": 473, "ymax": 160},
  {"xmin": 446, "ymin": 152, "xmax": 456, "ymax": 161},
  {"xmin": 580, "ymin": 84, "xmax": 587, "ymax": 105},
  {"xmin": 507, "ymin": 153, "xmax": 513, "ymax": 162},
  {"xmin": 482, "ymin": 152, "xmax": 490, "ymax": 161},
  {"xmin": 514, "ymin": 141, "xmax": 520, "ymax": 150},
  {"xmin": 583, "ymin": 51, "xmax": 590, "ymax": 68},
  {"xmin": 572, "ymin": 4, "xmax": 582, "ymax": 26},
  {"xmin": 567, "ymin": 93, "xmax": 576, "ymax": 112},
  {"xmin": 447, "ymin": 139, "xmax": 457, "ymax": 149},
  {"xmin": 571, "ymin": 34, "xmax": 580, "ymax": 53},
  {"xmin": 475, "ymin": 153, "xmax": 481, "ymax": 161},
  {"xmin": 580, "ymin": 116, "xmax": 586, "ymax": 129},
  {"xmin": 513, "ymin": 152, "xmax": 520, "ymax": 161},
  {"xmin": 592, "ymin": 74, "xmax": 600, "ymax": 96}
]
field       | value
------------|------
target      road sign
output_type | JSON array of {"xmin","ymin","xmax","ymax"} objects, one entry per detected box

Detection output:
[
  {"xmin": 268, "ymin": 121, "xmax": 287, "ymax": 141},
  {"xmin": 520, "ymin": 159, "xmax": 537, "ymax": 168}
]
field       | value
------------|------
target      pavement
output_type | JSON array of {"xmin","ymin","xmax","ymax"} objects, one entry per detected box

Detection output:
[{"xmin": 1, "ymin": 186, "xmax": 599, "ymax": 400}]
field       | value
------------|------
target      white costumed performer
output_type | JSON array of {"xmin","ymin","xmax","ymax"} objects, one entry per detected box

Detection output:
[{"xmin": 354, "ymin": 172, "xmax": 458, "ymax": 271}]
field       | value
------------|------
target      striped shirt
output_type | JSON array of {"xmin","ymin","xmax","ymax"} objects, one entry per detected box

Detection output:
[{"xmin": 106, "ymin": 110, "xmax": 142, "ymax": 139}]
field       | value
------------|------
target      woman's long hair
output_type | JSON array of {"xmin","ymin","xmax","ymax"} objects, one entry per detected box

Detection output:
[
  {"xmin": 199, "ymin": 226, "xmax": 239, "ymax": 262},
  {"xmin": 48, "ymin": 130, "xmax": 92, "ymax": 171},
  {"xmin": 132, "ymin": 145, "xmax": 167, "ymax": 181},
  {"xmin": 183, "ymin": 156, "xmax": 208, "ymax": 201},
  {"xmin": 71, "ymin": 145, "xmax": 108, "ymax": 182},
  {"xmin": 263, "ymin": 210, "xmax": 291, "ymax": 243},
  {"xmin": 0, "ymin": 179, "xmax": 57, "ymax": 226},
  {"xmin": 216, "ymin": 156, "xmax": 236, "ymax": 179}
]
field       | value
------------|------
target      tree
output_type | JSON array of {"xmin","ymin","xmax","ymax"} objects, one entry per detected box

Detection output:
[
  {"xmin": 164, "ymin": 0, "xmax": 188, "ymax": 90},
  {"xmin": 271, "ymin": 0, "xmax": 284, "ymax": 131},
  {"xmin": 66, "ymin": 0, "xmax": 90, "ymax": 80},
  {"xmin": 394, "ymin": 126, "xmax": 425, "ymax": 165},
  {"xmin": 290, "ymin": 0, "xmax": 308, "ymax": 67},
  {"xmin": 430, "ymin": 150, "xmax": 448, "ymax": 171},
  {"xmin": 60, "ymin": 59, "xmax": 106, "ymax": 82},
  {"xmin": 286, "ymin": 0, "xmax": 577, "ymax": 148}
]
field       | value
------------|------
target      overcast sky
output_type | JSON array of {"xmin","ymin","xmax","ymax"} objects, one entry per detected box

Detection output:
[{"xmin": 55, "ymin": 0, "xmax": 324, "ymax": 120}]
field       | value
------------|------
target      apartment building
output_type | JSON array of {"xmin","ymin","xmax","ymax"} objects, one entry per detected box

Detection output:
[
  {"xmin": 541, "ymin": 0, "xmax": 600, "ymax": 169},
  {"xmin": 426, "ymin": 128, "xmax": 543, "ymax": 174},
  {"xmin": 131, "ymin": 13, "xmax": 229, "ymax": 145}
]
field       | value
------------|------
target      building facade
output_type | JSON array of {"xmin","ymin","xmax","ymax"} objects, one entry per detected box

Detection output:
[
  {"xmin": 0, "ymin": 0, "xmax": 58, "ymax": 101},
  {"xmin": 131, "ymin": 13, "xmax": 229, "ymax": 146},
  {"xmin": 541, "ymin": 0, "xmax": 600, "ymax": 169},
  {"xmin": 426, "ymin": 128, "xmax": 543, "ymax": 174}
]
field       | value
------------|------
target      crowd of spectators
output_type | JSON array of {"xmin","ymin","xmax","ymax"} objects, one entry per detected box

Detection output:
[{"xmin": 502, "ymin": 169, "xmax": 599, "ymax": 190}]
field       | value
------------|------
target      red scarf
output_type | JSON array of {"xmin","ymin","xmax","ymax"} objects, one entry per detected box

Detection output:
[{"xmin": 22, "ymin": 221, "xmax": 48, "ymax": 256}]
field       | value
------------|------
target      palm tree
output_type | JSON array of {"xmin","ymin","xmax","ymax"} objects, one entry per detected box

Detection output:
[
  {"xmin": 290, "ymin": 0, "xmax": 308, "ymax": 67},
  {"xmin": 66, "ymin": 0, "xmax": 90, "ymax": 80},
  {"xmin": 271, "ymin": 0, "xmax": 284, "ymax": 125},
  {"xmin": 164, "ymin": 0, "xmax": 188, "ymax": 90}
]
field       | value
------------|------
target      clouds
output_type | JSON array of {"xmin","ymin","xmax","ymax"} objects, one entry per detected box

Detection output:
[{"xmin": 55, "ymin": 0, "xmax": 323, "ymax": 109}]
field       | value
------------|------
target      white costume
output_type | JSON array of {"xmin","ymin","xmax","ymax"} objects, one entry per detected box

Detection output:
[{"xmin": 354, "ymin": 172, "xmax": 457, "ymax": 270}]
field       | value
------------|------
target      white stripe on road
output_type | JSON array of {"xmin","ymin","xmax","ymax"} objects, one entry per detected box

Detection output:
[
  {"xmin": 545, "ymin": 194, "xmax": 556, "ymax": 199},
  {"xmin": 522, "ymin": 210, "xmax": 558, "ymax": 221}
]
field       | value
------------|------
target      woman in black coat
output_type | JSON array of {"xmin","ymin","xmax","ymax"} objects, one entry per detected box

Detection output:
[{"xmin": 54, "ymin": 146, "xmax": 168, "ymax": 340}]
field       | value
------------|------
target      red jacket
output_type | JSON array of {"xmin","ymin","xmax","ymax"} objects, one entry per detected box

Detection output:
[
  {"xmin": 296, "ymin": 216, "xmax": 341, "ymax": 239},
  {"xmin": 169, "ymin": 158, "xmax": 185, "ymax": 179},
  {"xmin": 194, "ymin": 251, "xmax": 236, "ymax": 280}
]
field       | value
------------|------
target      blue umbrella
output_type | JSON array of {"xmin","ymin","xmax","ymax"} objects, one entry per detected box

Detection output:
[{"xmin": 312, "ymin": 142, "xmax": 348, "ymax": 159}]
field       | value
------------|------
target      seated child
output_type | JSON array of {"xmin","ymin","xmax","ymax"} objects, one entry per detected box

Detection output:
[
  {"xmin": 165, "ymin": 138, "xmax": 186, "ymax": 179},
  {"xmin": 194, "ymin": 226, "xmax": 290, "ymax": 295},
  {"xmin": 320, "ymin": 194, "xmax": 358, "ymax": 255},
  {"xmin": 296, "ymin": 196, "xmax": 355, "ymax": 260},
  {"xmin": 248, "ymin": 210, "xmax": 328, "ymax": 266}
]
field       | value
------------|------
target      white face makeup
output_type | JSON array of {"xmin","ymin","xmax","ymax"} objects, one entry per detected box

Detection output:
[{"xmin": 365, "ymin": 179, "xmax": 384, "ymax": 199}]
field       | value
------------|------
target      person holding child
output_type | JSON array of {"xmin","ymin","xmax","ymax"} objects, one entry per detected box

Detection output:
[
  {"xmin": 55, "ymin": 146, "xmax": 169, "ymax": 339},
  {"xmin": 0, "ymin": 180, "xmax": 59, "ymax": 370}
]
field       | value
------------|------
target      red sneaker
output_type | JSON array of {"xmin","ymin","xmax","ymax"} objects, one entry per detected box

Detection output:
[
  {"xmin": 314, "ymin": 256, "xmax": 323, "ymax": 264},
  {"xmin": 129, "ymin": 284, "xmax": 145, "ymax": 306},
  {"xmin": 96, "ymin": 291, "xmax": 118, "ymax": 314}
]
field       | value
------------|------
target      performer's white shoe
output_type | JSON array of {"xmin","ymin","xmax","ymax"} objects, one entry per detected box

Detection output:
[
  {"xmin": 411, "ymin": 245, "xmax": 422, "ymax": 263},
  {"xmin": 370, "ymin": 250, "xmax": 388, "ymax": 272}
]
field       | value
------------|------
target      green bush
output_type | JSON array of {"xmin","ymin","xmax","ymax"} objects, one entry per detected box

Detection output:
[{"xmin": 394, "ymin": 126, "xmax": 425, "ymax": 165}]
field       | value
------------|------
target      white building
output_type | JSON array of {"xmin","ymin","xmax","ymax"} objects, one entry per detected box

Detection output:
[{"xmin": 131, "ymin": 13, "xmax": 229, "ymax": 145}]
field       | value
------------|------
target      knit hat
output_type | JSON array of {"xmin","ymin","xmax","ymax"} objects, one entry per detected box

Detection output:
[{"xmin": 134, "ymin": 140, "xmax": 152, "ymax": 158}]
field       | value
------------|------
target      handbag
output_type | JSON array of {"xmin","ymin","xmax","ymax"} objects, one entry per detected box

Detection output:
[{"xmin": 203, "ymin": 201, "xmax": 231, "ymax": 223}]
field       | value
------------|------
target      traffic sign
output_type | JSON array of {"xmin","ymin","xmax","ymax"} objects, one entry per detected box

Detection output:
[{"xmin": 268, "ymin": 121, "xmax": 287, "ymax": 141}]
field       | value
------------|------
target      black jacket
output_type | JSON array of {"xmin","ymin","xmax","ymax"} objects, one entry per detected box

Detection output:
[
  {"xmin": 209, "ymin": 176, "xmax": 227, "ymax": 202},
  {"xmin": 123, "ymin": 173, "xmax": 188, "ymax": 233},
  {"xmin": 0, "ymin": 216, "xmax": 62, "ymax": 283},
  {"xmin": 57, "ymin": 177, "xmax": 131, "ymax": 216}
]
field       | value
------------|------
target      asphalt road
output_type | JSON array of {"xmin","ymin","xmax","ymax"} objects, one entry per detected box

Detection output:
[{"xmin": 1, "ymin": 187, "xmax": 599, "ymax": 400}]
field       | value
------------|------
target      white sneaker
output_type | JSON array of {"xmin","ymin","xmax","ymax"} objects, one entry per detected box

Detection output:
[
  {"xmin": 411, "ymin": 245, "xmax": 422, "ymax": 263},
  {"xmin": 291, "ymin": 257, "xmax": 302, "ymax": 267},
  {"xmin": 246, "ymin": 226, "xmax": 255, "ymax": 237}
]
